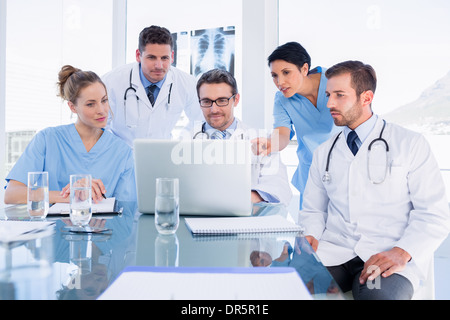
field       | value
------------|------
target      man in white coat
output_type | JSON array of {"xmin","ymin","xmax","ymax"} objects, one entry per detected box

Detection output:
[
  {"xmin": 191, "ymin": 69, "xmax": 292, "ymax": 206},
  {"xmin": 102, "ymin": 25, "xmax": 204, "ymax": 147},
  {"xmin": 300, "ymin": 60, "xmax": 450, "ymax": 299}
]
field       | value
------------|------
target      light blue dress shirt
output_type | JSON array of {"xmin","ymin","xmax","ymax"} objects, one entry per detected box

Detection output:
[
  {"xmin": 139, "ymin": 64, "xmax": 165, "ymax": 101},
  {"xmin": 344, "ymin": 114, "xmax": 378, "ymax": 149},
  {"xmin": 204, "ymin": 118, "xmax": 238, "ymax": 139},
  {"xmin": 6, "ymin": 124, "xmax": 137, "ymax": 201}
]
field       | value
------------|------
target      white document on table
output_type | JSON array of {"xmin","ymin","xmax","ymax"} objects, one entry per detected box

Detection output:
[
  {"xmin": 0, "ymin": 220, "xmax": 55, "ymax": 242},
  {"xmin": 98, "ymin": 267, "xmax": 312, "ymax": 300}
]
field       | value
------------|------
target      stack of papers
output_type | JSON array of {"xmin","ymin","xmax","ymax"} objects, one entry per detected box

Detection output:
[
  {"xmin": 98, "ymin": 267, "xmax": 312, "ymax": 300},
  {"xmin": 0, "ymin": 220, "xmax": 55, "ymax": 243}
]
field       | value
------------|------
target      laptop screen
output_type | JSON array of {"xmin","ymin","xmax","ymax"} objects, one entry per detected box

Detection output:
[{"xmin": 134, "ymin": 139, "xmax": 252, "ymax": 216}]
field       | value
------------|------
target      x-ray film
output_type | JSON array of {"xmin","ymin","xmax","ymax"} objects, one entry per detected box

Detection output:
[{"xmin": 172, "ymin": 26, "xmax": 235, "ymax": 79}]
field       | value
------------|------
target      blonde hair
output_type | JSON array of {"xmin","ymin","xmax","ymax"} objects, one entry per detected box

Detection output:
[{"xmin": 57, "ymin": 65, "xmax": 106, "ymax": 103}]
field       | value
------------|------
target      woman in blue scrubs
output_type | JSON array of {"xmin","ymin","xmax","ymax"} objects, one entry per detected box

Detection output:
[
  {"xmin": 253, "ymin": 42, "xmax": 338, "ymax": 208},
  {"xmin": 4, "ymin": 65, "xmax": 136, "ymax": 204}
]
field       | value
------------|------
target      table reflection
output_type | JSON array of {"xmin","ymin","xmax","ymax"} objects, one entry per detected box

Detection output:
[
  {"xmin": 0, "ymin": 235, "xmax": 54, "ymax": 299},
  {"xmin": 0, "ymin": 201, "xmax": 343, "ymax": 300},
  {"xmin": 56, "ymin": 231, "xmax": 111, "ymax": 300},
  {"xmin": 155, "ymin": 234, "xmax": 179, "ymax": 267},
  {"xmin": 53, "ymin": 201, "xmax": 138, "ymax": 300},
  {"xmin": 249, "ymin": 235, "xmax": 341, "ymax": 297},
  {"xmin": 0, "ymin": 201, "xmax": 138, "ymax": 300}
]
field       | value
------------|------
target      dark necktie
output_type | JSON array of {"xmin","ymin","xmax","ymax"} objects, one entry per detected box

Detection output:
[
  {"xmin": 147, "ymin": 85, "xmax": 157, "ymax": 106},
  {"xmin": 347, "ymin": 130, "xmax": 359, "ymax": 155}
]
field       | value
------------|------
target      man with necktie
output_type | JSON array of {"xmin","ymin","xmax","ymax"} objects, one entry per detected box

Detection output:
[
  {"xmin": 102, "ymin": 25, "xmax": 204, "ymax": 147},
  {"xmin": 299, "ymin": 60, "xmax": 450, "ymax": 300}
]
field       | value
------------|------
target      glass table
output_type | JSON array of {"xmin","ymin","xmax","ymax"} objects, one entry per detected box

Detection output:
[{"xmin": 0, "ymin": 201, "xmax": 344, "ymax": 300}]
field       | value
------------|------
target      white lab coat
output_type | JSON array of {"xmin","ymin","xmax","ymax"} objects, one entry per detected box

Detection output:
[
  {"xmin": 102, "ymin": 62, "xmax": 204, "ymax": 147},
  {"xmin": 299, "ymin": 117, "xmax": 450, "ymax": 290},
  {"xmin": 189, "ymin": 119, "xmax": 293, "ymax": 206}
]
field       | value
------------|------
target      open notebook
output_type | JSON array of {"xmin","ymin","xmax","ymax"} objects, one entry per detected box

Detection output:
[{"xmin": 48, "ymin": 197, "xmax": 117, "ymax": 215}]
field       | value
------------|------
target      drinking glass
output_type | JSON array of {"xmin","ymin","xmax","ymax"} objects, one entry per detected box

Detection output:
[
  {"xmin": 70, "ymin": 174, "xmax": 92, "ymax": 227},
  {"xmin": 155, "ymin": 178, "xmax": 179, "ymax": 234},
  {"xmin": 27, "ymin": 172, "xmax": 49, "ymax": 220}
]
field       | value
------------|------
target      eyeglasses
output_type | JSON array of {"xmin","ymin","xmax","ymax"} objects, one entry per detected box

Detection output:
[{"xmin": 199, "ymin": 95, "xmax": 236, "ymax": 108}]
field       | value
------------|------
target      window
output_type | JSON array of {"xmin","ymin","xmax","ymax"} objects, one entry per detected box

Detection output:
[
  {"xmin": 126, "ymin": 0, "xmax": 243, "ymax": 124},
  {"xmin": 4, "ymin": 0, "xmax": 113, "ymax": 175},
  {"xmin": 126, "ymin": 0, "xmax": 242, "ymax": 66},
  {"xmin": 279, "ymin": 0, "xmax": 450, "ymax": 196}
]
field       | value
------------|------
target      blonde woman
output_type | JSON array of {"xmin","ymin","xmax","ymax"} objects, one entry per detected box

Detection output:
[{"xmin": 4, "ymin": 65, "xmax": 136, "ymax": 204}]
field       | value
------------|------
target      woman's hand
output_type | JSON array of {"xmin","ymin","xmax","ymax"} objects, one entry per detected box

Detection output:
[
  {"xmin": 251, "ymin": 127, "xmax": 291, "ymax": 156},
  {"xmin": 63, "ymin": 217, "xmax": 106, "ymax": 229},
  {"xmin": 91, "ymin": 179, "xmax": 106, "ymax": 203},
  {"xmin": 60, "ymin": 178, "xmax": 107, "ymax": 203},
  {"xmin": 251, "ymin": 137, "xmax": 272, "ymax": 156}
]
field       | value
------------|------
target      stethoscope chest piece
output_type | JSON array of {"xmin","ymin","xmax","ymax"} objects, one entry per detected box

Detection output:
[{"xmin": 322, "ymin": 171, "xmax": 331, "ymax": 184}]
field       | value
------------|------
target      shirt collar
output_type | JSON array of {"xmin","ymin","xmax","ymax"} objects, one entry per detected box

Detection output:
[
  {"xmin": 344, "ymin": 114, "xmax": 378, "ymax": 145},
  {"xmin": 204, "ymin": 118, "xmax": 238, "ymax": 135},
  {"xmin": 139, "ymin": 64, "xmax": 165, "ymax": 89}
]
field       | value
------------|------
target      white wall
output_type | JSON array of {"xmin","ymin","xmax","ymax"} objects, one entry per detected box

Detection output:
[
  {"xmin": 112, "ymin": 0, "xmax": 127, "ymax": 69},
  {"xmin": 241, "ymin": 0, "xmax": 278, "ymax": 130}
]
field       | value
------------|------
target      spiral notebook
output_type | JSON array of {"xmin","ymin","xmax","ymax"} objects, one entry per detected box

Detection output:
[{"xmin": 184, "ymin": 215, "xmax": 303, "ymax": 235}]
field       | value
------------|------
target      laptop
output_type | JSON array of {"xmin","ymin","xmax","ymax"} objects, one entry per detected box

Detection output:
[{"xmin": 134, "ymin": 139, "xmax": 253, "ymax": 216}]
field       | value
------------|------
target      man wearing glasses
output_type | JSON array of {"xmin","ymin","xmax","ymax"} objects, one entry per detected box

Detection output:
[{"xmin": 192, "ymin": 69, "xmax": 292, "ymax": 206}]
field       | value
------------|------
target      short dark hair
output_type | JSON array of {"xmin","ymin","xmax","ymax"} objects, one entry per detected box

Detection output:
[
  {"xmin": 325, "ymin": 60, "xmax": 377, "ymax": 96},
  {"xmin": 138, "ymin": 25, "xmax": 174, "ymax": 52},
  {"xmin": 196, "ymin": 69, "xmax": 238, "ymax": 97},
  {"xmin": 267, "ymin": 42, "xmax": 311, "ymax": 72}
]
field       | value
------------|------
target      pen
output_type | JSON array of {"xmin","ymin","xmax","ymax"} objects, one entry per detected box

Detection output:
[{"xmin": 102, "ymin": 193, "xmax": 107, "ymax": 199}]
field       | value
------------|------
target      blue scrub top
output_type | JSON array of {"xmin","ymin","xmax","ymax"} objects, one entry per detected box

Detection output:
[
  {"xmin": 273, "ymin": 67, "xmax": 338, "ymax": 203},
  {"xmin": 6, "ymin": 124, "xmax": 136, "ymax": 201}
]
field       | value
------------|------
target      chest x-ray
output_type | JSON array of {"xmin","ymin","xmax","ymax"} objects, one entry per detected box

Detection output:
[{"xmin": 172, "ymin": 26, "xmax": 235, "ymax": 79}]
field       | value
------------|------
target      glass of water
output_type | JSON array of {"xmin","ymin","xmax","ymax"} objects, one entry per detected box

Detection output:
[
  {"xmin": 27, "ymin": 172, "xmax": 49, "ymax": 220},
  {"xmin": 70, "ymin": 174, "xmax": 92, "ymax": 227},
  {"xmin": 155, "ymin": 178, "xmax": 179, "ymax": 234}
]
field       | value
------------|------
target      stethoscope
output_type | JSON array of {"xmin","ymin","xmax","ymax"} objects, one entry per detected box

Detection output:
[
  {"xmin": 193, "ymin": 122, "xmax": 244, "ymax": 140},
  {"xmin": 322, "ymin": 120, "xmax": 390, "ymax": 185},
  {"xmin": 193, "ymin": 123, "xmax": 210, "ymax": 139},
  {"xmin": 123, "ymin": 68, "xmax": 173, "ymax": 128}
]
